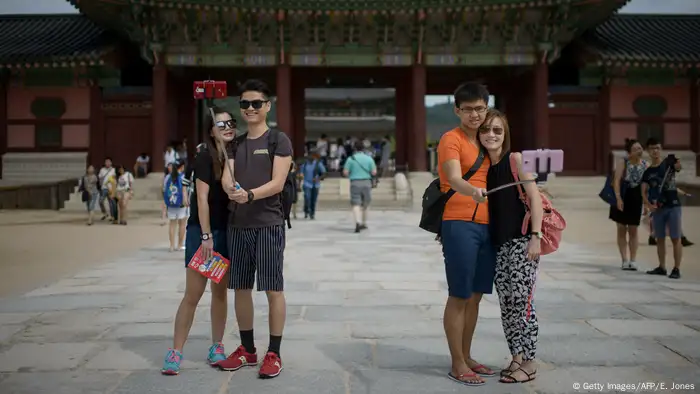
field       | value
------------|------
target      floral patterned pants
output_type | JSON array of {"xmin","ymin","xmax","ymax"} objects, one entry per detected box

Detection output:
[{"xmin": 495, "ymin": 236, "xmax": 539, "ymax": 360}]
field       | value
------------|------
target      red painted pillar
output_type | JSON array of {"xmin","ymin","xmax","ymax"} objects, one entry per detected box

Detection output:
[
  {"xmin": 0, "ymin": 73, "xmax": 7, "ymax": 179},
  {"xmin": 533, "ymin": 61, "xmax": 549, "ymax": 149},
  {"xmin": 394, "ymin": 81, "xmax": 408, "ymax": 169},
  {"xmin": 690, "ymin": 77, "xmax": 699, "ymax": 175},
  {"xmin": 89, "ymin": 83, "xmax": 105, "ymax": 167},
  {"xmin": 408, "ymin": 65, "xmax": 427, "ymax": 172},
  {"xmin": 276, "ymin": 65, "xmax": 293, "ymax": 141},
  {"xmin": 291, "ymin": 74, "xmax": 305, "ymax": 159},
  {"xmin": 152, "ymin": 65, "xmax": 168, "ymax": 171},
  {"xmin": 600, "ymin": 81, "xmax": 612, "ymax": 173}
]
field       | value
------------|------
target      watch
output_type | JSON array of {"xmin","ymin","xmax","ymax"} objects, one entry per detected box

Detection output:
[
  {"xmin": 246, "ymin": 190, "xmax": 255, "ymax": 203},
  {"xmin": 530, "ymin": 231, "xmax": 543, "ymax": 239},
  {"xmin": 201, "ymin": 233, "xmax": 212, "ymax": 241}
]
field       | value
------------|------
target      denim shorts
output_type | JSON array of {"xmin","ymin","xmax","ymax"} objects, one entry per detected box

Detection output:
[
  {"xmin": 652, "ymin": 206, "xmax": 682, "ymax": 240},
  {"xmin": 441, "ymin": 220, "xmax": 496, "ymax": 299},
  {"xmin": 184, "ymin": 225, "xmax": 230, "ymax": 267}
]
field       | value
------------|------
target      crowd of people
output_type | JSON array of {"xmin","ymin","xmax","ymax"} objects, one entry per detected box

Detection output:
[
  {"xmin": 78, "ymin": 158, "xmax": 134, "ymax": 225},
  {"xmin": 72, "ymin": 79, "xmax": 692, "ymax": 388},
  {"xmin": 608, "ymin": 137, "xmax": 692, "ymax": 279}
]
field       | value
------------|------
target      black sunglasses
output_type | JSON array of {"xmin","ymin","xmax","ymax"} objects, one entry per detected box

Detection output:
[
  {"xmin": 239, "ymin": 100, "xmax": 269, "ymax": 110},
  {"xmin": 215, "ymin": 119, "xmax": 236, "ymax": 129}
]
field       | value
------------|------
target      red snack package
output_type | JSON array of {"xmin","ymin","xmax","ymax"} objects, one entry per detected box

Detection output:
[{"xmin": 187, "ymin": 246, "xmax": 230, "ymax": 284}]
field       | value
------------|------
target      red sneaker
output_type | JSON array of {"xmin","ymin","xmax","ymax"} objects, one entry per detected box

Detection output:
[
  {"xmin": 258, "ymin": 351, "xmax": 283, "ymax": 379},
  {"xmin": 218, "ymin": 345, "xmax": 258, "ymax": 371}
]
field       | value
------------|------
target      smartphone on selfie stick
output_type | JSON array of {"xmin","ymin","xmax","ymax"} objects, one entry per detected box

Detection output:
[
  {"xmin": 193, "ymin": 80, "xmax": 238, "ymax": 188},
  {"xmin": 484, "ymin": 149, "xmax": 564, "ymax": 196}
]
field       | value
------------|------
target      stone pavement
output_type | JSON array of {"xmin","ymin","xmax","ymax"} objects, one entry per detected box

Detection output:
[{"xmin": 0, "ymin": 211, "xmax": 699, "ymax": 394}]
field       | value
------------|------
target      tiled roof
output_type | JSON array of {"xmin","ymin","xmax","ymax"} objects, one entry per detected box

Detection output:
[
  {"xmin": 0, "ymin": 14, "xmax": 111, "ymax": 68},
  {"xmin": 582, "ymin": 14, "xmax": 700, "ymax": 67}
]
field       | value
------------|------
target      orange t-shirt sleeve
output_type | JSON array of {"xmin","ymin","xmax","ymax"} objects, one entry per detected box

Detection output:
[{"xmin": 437, "ymin": 132, "xmax": 461, "ymax": 165}]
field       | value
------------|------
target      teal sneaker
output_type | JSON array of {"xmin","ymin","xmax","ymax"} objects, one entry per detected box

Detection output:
[
  {"xmin": 207, "ymin": 342, "xmax": 226, "ymax": 366},
  {"xmin": 161, "ymin": 349, "xmax": 183, "ymax": 375}
]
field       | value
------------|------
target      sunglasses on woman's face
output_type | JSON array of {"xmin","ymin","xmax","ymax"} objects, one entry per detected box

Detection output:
[
  {"xmin": 215, "ymin": 120, "xmax": 236, "ymax": 129},
  {"xmin": 239, "ymin": 99, "xmax": 269, "ymax": 110},
  {"xmin": 479, "ymin": 126, "xmax": 504, "ymax": 135}
]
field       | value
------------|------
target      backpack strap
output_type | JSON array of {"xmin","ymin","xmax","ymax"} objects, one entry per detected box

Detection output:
[
  {"xmin": 268, "ymin": 129, "xmax": 280, "ymax": 165},
  {"xmin": 509, "ymin": 153, "xmax": 530, "ymax": 206},
  {"xmin": 444, "ymin": 147, "xmax": 485, "ymax": 201}
]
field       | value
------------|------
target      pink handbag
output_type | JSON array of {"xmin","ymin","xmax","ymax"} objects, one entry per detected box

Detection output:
[{"xmin": 509, "ymin": 154, "xmax": 566, "ymax": 255}]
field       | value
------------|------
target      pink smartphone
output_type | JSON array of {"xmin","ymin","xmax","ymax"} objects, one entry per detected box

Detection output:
[{"xmin": 521, "ymin": 149, "xmax": 564, "ymax": 174}]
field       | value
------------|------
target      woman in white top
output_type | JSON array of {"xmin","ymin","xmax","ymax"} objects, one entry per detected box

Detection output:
[
  {"xmin": 115, "ymin": 165, "xmax": 135, "ymax": 225},
  {"xmin": 164, "ymin": 145, "xmax": 180, "ymax": 169}
]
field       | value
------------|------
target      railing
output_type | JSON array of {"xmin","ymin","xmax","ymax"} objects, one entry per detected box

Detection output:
[{"xmin": 0, "ymin": 178, "xmax": 79, "ymax": 210}]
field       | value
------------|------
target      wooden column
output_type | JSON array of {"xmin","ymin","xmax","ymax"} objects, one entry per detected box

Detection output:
[
  {"xmin": 291, "ymin": 74, "xmax": 306, "ymax": 159},
  {"xmin": 0, "ymin": 73, "xmax": 7, "ymax": 179},
  {"xmin": 407, "ymin": 65, "xmax": 427, "ymax": 172},
  {"xmin": 533, "ymin": 60, "xmax": 549, "ymax": 149},
  {"xmin": 691, "ymin": 76, "xmax": 699, "ymax": 175},
  {"xmin": 600, "ymin": 80, "xmax": 612, "ymax": 173},
  {"xmin": 394, "ymin": 80, "xmax": 408, "ymax": 169},
  {"xmin": 88, "ymin": 83, "xmax": 105, "ymax": 167},
  {"xmin": 275, "ymin": 65, "xmax": 293, "ymax": 139},
  {"xmin": 152, "ymin": 65, "xmax": 168, "ymax": 171}
]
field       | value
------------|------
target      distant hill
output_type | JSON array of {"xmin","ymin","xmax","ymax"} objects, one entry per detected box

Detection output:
[{"xmin": 426, "ymin": 102, "xmax": 456, "ymax": 143}]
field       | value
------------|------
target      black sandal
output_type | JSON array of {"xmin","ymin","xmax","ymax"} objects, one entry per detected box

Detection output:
[
  {"xmin": 499, "ymin": 361, "xmax": 521, "ymax": 377},
  {"xmin": 499, "ymin": 368, "xmax": 536, "ymax": 384}
]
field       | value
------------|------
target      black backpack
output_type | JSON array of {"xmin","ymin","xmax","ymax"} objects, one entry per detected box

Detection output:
[
  {"xmin": 234, "ymin": 129, "xmax": 295, "ymax": 229},
  {"xmin": 419, "ymin": 148, "xmax": 485, "ymax": 236}
]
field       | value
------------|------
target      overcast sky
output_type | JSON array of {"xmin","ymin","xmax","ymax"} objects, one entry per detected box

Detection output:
[{"xmin": 0, "ymin": 0, "xmax": 699, "ymax": 15}]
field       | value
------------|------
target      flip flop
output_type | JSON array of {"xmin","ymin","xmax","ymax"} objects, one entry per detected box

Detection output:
[
  {"xmin": 499, "ymin": 368, "xmax": 537, "ymax": 384},
  {"xmin": 470, "ymin": 363, "xmax": 496, "ymax": 377},
  {"xmin": 447, "ymin": 372, "xmax": 485, "ymax": 386}
]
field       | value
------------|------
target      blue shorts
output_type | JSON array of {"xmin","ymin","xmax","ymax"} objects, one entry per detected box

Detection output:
[
  {"xmin": 441, "ymin": 220, "xmax": 496, "ymax": 299},
  {"xmin": 652, "ymin": 206, "xmax": 682, "ymax": 240},
  {"xmin": 184, "ymin": 225, "xmax": 230, "ymax": 267}
]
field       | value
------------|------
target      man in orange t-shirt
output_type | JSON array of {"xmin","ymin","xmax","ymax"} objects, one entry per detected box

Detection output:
[{"xmin": 436, "ymin": 82, "xmax": 496, "ymax": 386}]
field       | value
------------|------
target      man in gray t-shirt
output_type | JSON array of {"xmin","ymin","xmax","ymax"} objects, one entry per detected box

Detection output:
[{"xmin": 219, "ymin": 79, "xmax": 293, "ymax": 379}]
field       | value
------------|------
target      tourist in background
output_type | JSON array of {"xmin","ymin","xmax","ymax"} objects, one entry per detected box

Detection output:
[
  {"xmin": 163, "ymin": 161, "xmax": 189, "ymax": 252},
  {"xmin": 610, "ymin": 138, "xmax": 648, "ymax": 271},
  {"xmin": 379, "ymin": 135, "xmax": 392, "ymax": 177},
  {"xmin": 300, "ymin": 151, "xmax": 326, "ymax": 220},
  {"xmin": 641, "ymin": 138, "xmax": 683, "ymax": 279},
  {"xmin": 105, "ymin": 173, "xmax": 118, "ymax": 224},
  {"xmin": 177, "ymin": 139, "xmax": 189, "ymax": 166},
  {"xmin": 161, "ymin": 107, "xmax": 236, "ymax": 375},
  {"xmin": 315, "ymin": 133, "xmax": 329, "ymax": 168},
  {"xmin": 115, "ymin": 165, "xmax": 134, "ymax": 225},
  {"xmin": 134, "ymin": 153, "xmax": 150, "ymax": 178},
  {"xmin": 479, "ymin": 109, "xmax": 542, "ymax": 384},
  {"xmin": 79, "ymin": 165, "xmax": 100, "ymax": 225},
  {"xmin": 164, "ymin": 144, "xmax": 180, "ymax": 169},
  {"xmin": 97, "ymin": 157, "xmax": 115, "ymax": 221},
  {"xmin": 343, "ymin": 140, "xmax": 377, "ymax": 233}
]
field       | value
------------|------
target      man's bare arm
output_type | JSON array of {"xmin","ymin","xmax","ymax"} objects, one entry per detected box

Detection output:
[{"xmin": 442, "ymin": 159, "xmax": 477, "ymax": 196}]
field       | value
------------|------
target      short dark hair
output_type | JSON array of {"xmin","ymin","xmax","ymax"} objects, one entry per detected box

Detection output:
[
  {"xmin": 453, "ymin": 82, "xmax": 490, "ymax": 108},
  {"xmin": 353, "ymin": 140, "xmax": 365, "ymax": 152},
  {"xmin": 646, "ymin": 137, "xmax": 661, "ymax": 147},
  {"xmin": 239, "ymin": 79, "xmax": 270, "ymax": 99}
]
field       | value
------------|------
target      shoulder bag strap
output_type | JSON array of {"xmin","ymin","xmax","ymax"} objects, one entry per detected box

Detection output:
[
  {"xmin": 509, "ymin": 153, "xmax": 528, "ymax": 204},
  {"xmin": 443, "ymin": 147, "xmax": 485, "ymax": 200}
]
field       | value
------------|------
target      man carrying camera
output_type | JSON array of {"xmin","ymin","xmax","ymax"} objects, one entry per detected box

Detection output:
[{"xmin": 641, "ymin": 138, "xmax": 683, "ymax": 279}]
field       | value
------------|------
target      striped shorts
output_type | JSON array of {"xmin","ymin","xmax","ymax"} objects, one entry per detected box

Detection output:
[{"xmin": 227, "ymin": 225, "xmax": 285, "ymax": 292}]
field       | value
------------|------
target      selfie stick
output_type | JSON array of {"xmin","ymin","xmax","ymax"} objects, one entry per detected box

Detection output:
[{"xmin": 484, "ymin": 178, "xmax": 538, "ymax": 196}]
